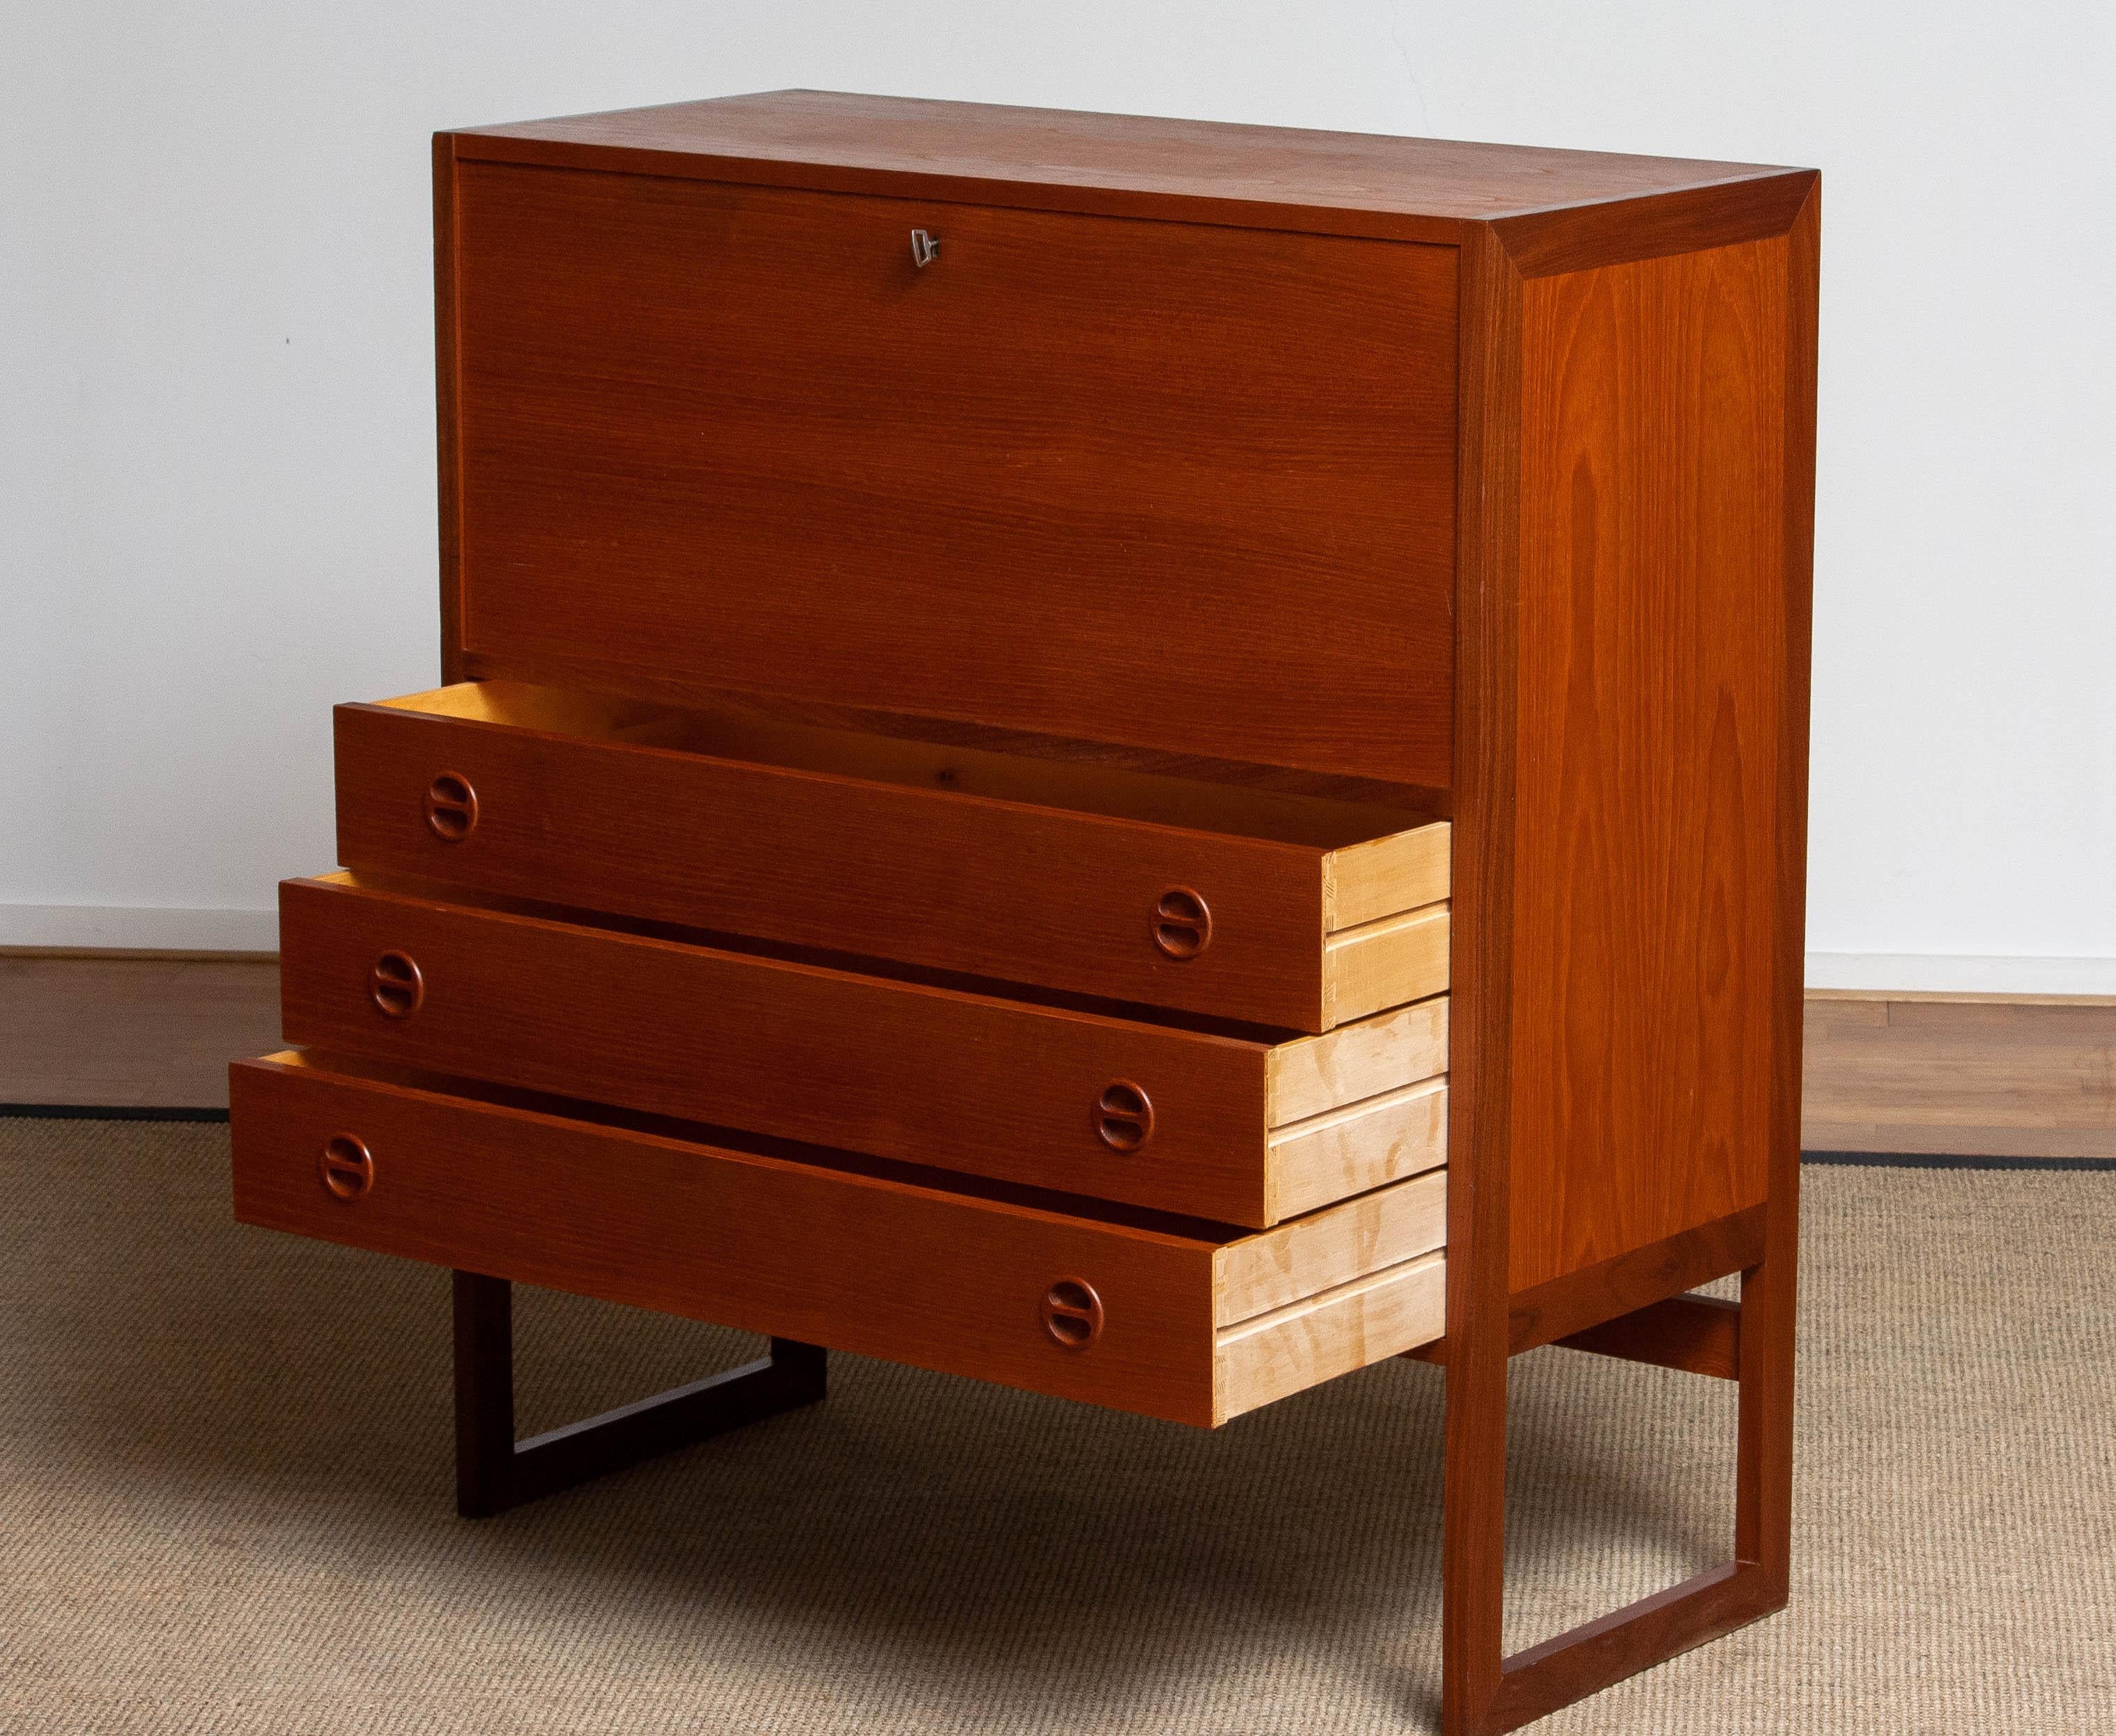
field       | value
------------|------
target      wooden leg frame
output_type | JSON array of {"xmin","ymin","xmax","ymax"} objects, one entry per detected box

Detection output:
[
  {"xmin": 1427, "ymin": 1202, "xmax": 1796, "ymax": 1734},
  {"xmin": 451, "ymin": 1271, "xmax": 828, "ymax": 1519},
  {"xmin": 449, "ymin": 1202, "xmax": 1791, "ymax": 1733}
]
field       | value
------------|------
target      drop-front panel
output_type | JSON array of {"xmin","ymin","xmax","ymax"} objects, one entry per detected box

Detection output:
[{"xmin": 446, "ymin": 162, "xmax": 1458, "ymax": 786}]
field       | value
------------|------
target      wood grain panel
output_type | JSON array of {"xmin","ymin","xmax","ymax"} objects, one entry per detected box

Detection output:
[
  {"xmin": 1323, "ymin": 904, "xmax": 1451, "ymax": 1025},
  {"xmin": 434, "ymin": 134, "xmax": 465, "ymax": 683},
  {"xmin": 1438, "ymin": 219, "xmax": 1524, "ymax": 1735},
  {"xmin": 231, "ymin": 1051, "xmax": 1221, "ymax": 1425},
  {"xmin": 1267, "ymin": 996, "xmax": 1449, "ymax": 1124},
  {"xmin": 1554, "ymin": 1293, "xmax": 1741, "ymax": 1381},
  {"xmin": 1213, "ymin": 1166, "xmax": 1446, "ymax": 1324},
  {"xmin": 279, "ymin": 875, "xmax": 1268, "ymax": 1224},
  {"xmin": 451, "ymin": 90, "xmax": 1801, "ymax": 243},
  {"xmin": 1495, "ymin": 173, "xmax": 1818, "ymax": 280},
  {"xmin": 1506, "ymin": 234, "xmax": 1793, "ymax": 1291},
  {"xmin": 1506, "ymin": 1207, "xmax": 1765, "ymax": 1354},
  {"xmin": 447, "ymin": 164, "xmax": 1458, "ymax": 785},
  {"xmin": 1325, "ymin": 822, "xmax": 1454, "ymax": 929},
  {"xmin": 229, "ymin": 1051, "xmax": 1446, "ymax": 1427},
  {"xmin": 275, "ymin": 876, "xmax": 1449, "ymax": 1227},
  {"xmin": 1266, "ymin": 1078, "xmax": 1449, "ymax": 1221},
  {"xmin": 335, "ymin": 682, "xmax": 1449, "ymax": 1031},
  {"xmin": 1213, "ymin": 1250, "xmax": 1446, "ymax": 1424}
]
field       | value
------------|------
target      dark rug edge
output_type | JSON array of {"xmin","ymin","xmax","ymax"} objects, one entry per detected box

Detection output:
[
  {"xmin": 0, "ymin": 1103, "xmax": 231, "ymax": 1122},
  {"xmin": 1799, "ymin": 1149, "xmax": 2116, "ymax": 1172},
  {"xmin": 2, "ymin": 1103, "xmax": 2110, "ymax": 1169}
]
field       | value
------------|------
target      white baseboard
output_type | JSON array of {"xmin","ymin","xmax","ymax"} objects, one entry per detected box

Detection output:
[
  {"xmin": 1804, "ymin": 952, "xmax": 2116, "ymax": 997},
  {"xmin": 4, "ymin": 903, "xmax": 2112, "ymax": 996},
  {"xmin": 0, "ymin": 903, "xmax": 279, "ymax": 952}
]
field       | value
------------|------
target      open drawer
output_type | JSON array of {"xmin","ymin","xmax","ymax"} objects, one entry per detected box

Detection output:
[
  {"xmin": 334, "ymin": 681, "xmax": 1450, "ymax": 1033},
  {"xmin": 230, "ymin": 1051, "xmax": 1447, "ymax": 1428},
  {"xmin": 280, "ymin": 874, "xmax": 1448, "ymax": 1228}
]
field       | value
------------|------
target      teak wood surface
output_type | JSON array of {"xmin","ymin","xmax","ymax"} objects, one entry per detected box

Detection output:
[
  {"xmin": 1439, "ymin": 160, "xmax": 1816, "ymax": 1733},
  {"xmin": 231, "ymin": 1051, "xmax": 1447, "ymax": 1428},
  {"xmin": 1504, "ymin": 233, "xmax": 1792, "ymax": 1292},
  {"xmin": 445, "ymin": 160, "xmax": 1458, "ymax": 786},
  {"xmin": 451, "ymin": 1273, "xmax": 828, "ymax": 1521},
  {"xmin": 335, "ymin": 681, "xmax": 1451, "ymax": 1032},
  {"xmin": 277, "ymin": 874, "xmax": 1448, "ymax": 1228},
  {"xmin": 238, "ymin": 90, "xmax": 1836, "ymax": 1735},
  {"xmin": 1554, "ymin": 1293, "xmax": 1743, "ymax": 1382},
  {"xmin": 449, "ymin": 89, "xmax": 1800, "ymax": 247}
]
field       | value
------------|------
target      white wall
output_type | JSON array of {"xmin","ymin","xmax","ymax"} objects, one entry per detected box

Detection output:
[{"xmin": 6, "ymin": 1, "xmax": 2113, "ymax": 986}]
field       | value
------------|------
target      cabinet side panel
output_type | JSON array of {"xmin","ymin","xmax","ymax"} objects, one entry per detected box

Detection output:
[{"xmin": 1507, "ymin": 235, "xmax": 1796, "ymax": 1292}]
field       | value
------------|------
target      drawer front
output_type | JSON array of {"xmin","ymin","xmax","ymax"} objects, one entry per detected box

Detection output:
[
  {"xmin": 229, "ymin": 1053, "xmax": 1447, "ymax": 1426},
  {"xmin": 284, "ymin": 874, "xmax": 1267, "ymax": 1223},
  {"xmin": 447, "ymin": 164, "xmax": 1458, "ymax": 786},
  {"xmin": 334, "ymin": 684, "xmax": 1453, "ymax": 1032},
  {"xmin": 278, "ymin": 876, "xmax": 1449, "ymax": 1227}
]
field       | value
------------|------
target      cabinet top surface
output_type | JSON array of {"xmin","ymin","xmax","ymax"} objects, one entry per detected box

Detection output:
[{"xmin": 449, "ymin": 88, "xmax": 1806, "ymax": 238}]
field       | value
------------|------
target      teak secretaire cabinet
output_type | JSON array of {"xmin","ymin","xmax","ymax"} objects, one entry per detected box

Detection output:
[{"xmin": 230, "ymin": 91, "xmax": 1818, "ymax": 1735}]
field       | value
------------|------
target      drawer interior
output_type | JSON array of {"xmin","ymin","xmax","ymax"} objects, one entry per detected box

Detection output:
[
  {"xmin": 378, "ymin": 679, "xmax": 1444, "ymax": 866},
  {"xmin": 351, "ymin": 681, "xmax": 1451, "ymax": 1031},
  {"xmin": 257, "ymin": 675, "xmax": 1456, "ymax": 1416}
]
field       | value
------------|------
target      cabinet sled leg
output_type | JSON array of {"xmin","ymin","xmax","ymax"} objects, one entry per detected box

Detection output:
[
  {"xmin": 451, "ymin": 1270, "xmax": 828, "ymax": 1519},
  {"xmin": 1439, "ymin": 1212, "xmax": 1795, "ymax": 1734}
]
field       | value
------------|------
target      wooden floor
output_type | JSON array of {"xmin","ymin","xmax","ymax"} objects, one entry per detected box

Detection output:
[
  {"xmin": 1802, "ymin": 991, "xmax": 2116, "ymax": 1158},
  {"xmin": 3, "ymin": 955, "xmax": 2113, "ymax": 1158},
  {"xmin": 0, "ymin": 955, "xmax": 282, "ymax": 1110}
]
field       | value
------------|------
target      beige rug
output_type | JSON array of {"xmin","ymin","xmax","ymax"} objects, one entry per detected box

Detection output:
[{"xmin": 2, "ymin": 1119, "xmax": 2110, "ymax": 1734}]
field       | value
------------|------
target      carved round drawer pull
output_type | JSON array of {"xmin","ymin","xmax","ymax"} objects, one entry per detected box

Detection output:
[
  {"xmin": 1151, "ymin": 887, "xmax": 1212, "ymax": 960},
  {"xmin": 1094, "ymin": 1080, "xmax": 1154, "ymax": 1152},
  {"xmin": 319, "ymin": 1133, "xmax": 374, "ymax": 1202},
  {"xmin": 424, "ymin": 771, "xmax": 479, "ymax": 842},
  {"xmin": 369, "ymin": 950, "xmax": 424, "ymax": 1019},
  {"xmin": 1040, "ymin": 1278, "xmax": 1103, "ymax": 1350}
]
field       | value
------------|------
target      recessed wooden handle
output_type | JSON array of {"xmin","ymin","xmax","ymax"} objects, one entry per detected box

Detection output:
[
  {"xmin": 368, "ymin": 950, "xmax": 424, "ymax": 1019},
  {"xmin": 1151, "ymin": 887, "xmax": 1212, "ymax": 959},
  {"xmin": 318, "ymin": 1132, "xmax": 373, "ymax": 1201},
  {"xmin": 1094, "ymin": 1080, "xmax": 1154, "ymax": 1152},
  {"xmin": 1040, "ymin": 1277, "xmax": 1103, "ymax": 1349},
  {"xmin": 424, "ymin": 771, "xmax": 478, "ymax": 842}
]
